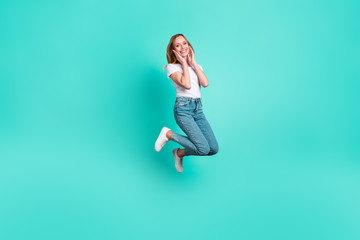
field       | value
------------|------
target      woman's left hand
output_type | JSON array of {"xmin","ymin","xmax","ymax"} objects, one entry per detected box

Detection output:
[{"xmin": 187, "ymin": 47, "xmax": 197, "ymax": 67}]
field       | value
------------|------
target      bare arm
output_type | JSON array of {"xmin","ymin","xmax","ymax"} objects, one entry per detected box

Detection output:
[
  {"xmin": 169, "ymin": 64, "xmax": 191, "ymax": 89},
  {"xmin": 192, "ymin": 63, "xmax": 208, "ymax": 87},
  {"xmin": 170, "ymin": 51, "xmax": 191, "ymax": 89},
  {"xmin": 187, "ymin": 47, "xmax": 209, "ymax": 87}
]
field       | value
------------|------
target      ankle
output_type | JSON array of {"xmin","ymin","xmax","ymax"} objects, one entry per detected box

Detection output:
[
  {"xmin": 177, "ymin": 149, "xmax": 184, "ymax": 158},
  {"xmin": 166, "ymin": 130, "xmax": 173, "ymax": 140}
]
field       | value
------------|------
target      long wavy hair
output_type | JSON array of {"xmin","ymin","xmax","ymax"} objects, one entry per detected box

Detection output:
[{"xmin": 161, "ymin": 33, "xmax": 194, "ymax": 71}]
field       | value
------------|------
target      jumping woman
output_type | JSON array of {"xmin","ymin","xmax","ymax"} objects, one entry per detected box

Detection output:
[{"xmin": 154, "ymin": 33, "xmax": 219, "ymax": 173}]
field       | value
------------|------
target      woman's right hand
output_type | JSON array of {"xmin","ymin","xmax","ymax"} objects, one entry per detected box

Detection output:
[{"xmin": 172, "ymin": 50, "xmax": 187, "ymax": 66}]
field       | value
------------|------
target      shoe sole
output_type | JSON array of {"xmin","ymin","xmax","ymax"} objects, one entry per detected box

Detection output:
[
  {"xmin": 173, "ymin": 148, "xmax": 183, "ymax": 173},
  {"xmin": 155, "ymin": 127, "xmax": 169, "ymax": 152}
]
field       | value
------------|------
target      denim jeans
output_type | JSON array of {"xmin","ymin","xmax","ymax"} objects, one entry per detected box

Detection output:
[{"xmin": 171, "ymin": 97, "xmax": 219, "ymax": 156}]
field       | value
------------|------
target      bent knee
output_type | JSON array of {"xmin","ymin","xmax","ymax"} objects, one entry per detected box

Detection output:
[
  {"xmin": 197, "ymin": 144, "xmax": 210, "ymax": 155},
  {"xmin": 208, "ymin": 144, "xmax": 219, "ymax": 155}
]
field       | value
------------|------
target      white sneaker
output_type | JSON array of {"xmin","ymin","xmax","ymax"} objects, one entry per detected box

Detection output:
[
  {"xmin": 172, "ymin": 148, "xmax": 183, "ymax": 173},
  {"xmin": 155, "ymin": 127, "xmax": 171, "ymax": 152}
]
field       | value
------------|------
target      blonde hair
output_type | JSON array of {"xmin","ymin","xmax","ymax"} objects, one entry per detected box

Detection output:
[{"xmin": 161, "ymin": 33, "xmax": 195, "ymax": 71}]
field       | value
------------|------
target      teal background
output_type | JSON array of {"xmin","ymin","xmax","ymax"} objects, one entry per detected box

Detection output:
[{"xmin": 1, "ymin": 0, "xmax": 359, "ymax": 239}]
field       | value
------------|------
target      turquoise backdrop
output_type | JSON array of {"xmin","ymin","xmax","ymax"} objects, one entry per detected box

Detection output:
[{"xmin": 1, "ymin": 0, "xmax": 359, "ymax": 239}]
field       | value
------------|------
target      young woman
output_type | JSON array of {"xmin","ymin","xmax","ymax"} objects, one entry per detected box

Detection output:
[{"xmin": 154, "ymin": 33, "xmax": 219, "ymax": 173}]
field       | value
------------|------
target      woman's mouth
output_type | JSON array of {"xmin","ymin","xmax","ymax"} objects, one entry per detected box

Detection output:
[{"xmin": 180, "ymin": 49, "xmax": 188, "ymax": 54}]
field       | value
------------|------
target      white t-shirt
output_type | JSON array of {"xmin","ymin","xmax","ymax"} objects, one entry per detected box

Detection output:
[{"xmin": 166, "ymin": 63, "xmax": 204, "ymax": 98}]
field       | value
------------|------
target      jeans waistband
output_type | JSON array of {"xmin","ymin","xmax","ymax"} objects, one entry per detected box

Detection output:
[{"xmin": 176, "ymin": 97, "xmax": 202, "ymax": 102}]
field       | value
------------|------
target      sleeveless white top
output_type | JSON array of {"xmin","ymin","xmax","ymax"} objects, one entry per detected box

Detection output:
[{"xmin": 166, "ymin": 63, "xmax": 203, "ymax": 98}]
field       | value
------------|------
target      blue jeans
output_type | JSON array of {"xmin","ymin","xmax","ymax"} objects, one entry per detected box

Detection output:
[{"xmin": 171, "ymin": 97, "xmax": 219, "ymax": 156}]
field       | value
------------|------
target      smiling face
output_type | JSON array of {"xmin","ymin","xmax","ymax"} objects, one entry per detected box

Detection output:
[{"xmin": 173, "ymin": 36, "xmax": 189, "ymax": 58}]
